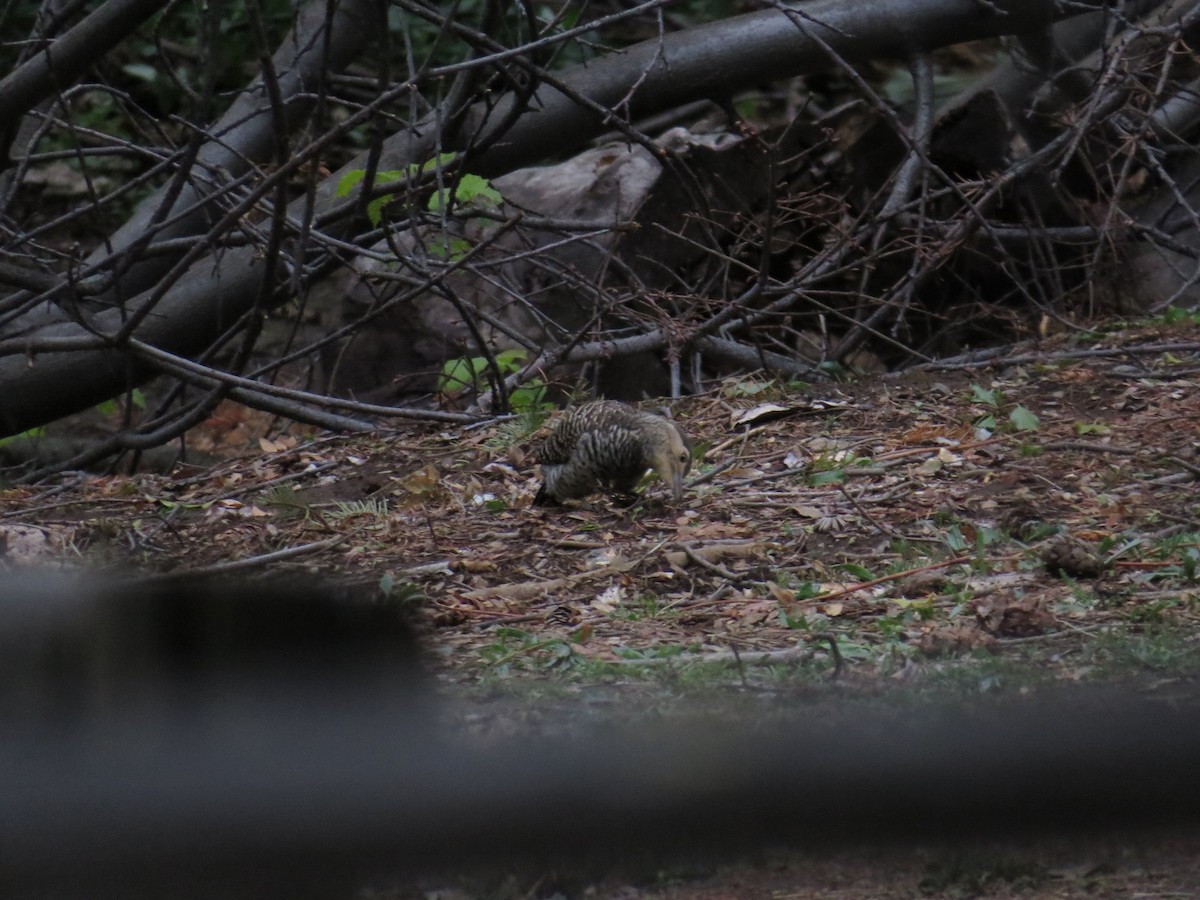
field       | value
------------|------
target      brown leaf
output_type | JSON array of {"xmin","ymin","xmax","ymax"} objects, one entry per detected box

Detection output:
[{"xmin": 767, "ymin": 582, "xmax": 795, "ymax": 605}]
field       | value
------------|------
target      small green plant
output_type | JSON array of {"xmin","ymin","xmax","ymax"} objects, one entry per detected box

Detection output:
[
  {"xmin": 779, "ymin": 608, "xmax": 810, "ymax": 630},
  {"xmin": 439, "ymin": 348, "xmax": 553, "ymax": 413},
  {"xmin": 969, "ymin": 383, "xmax": 1039, "ymax": 433},
  {"xmin": 612, "ymin": 594, "xmax": 674, "ymax": 622},
  {"xmin": 838, "ymin": 562, "xmax": 874, "ymax": 581},
  {"xmin": 336, "ymin": 152, "xmax": 502, "ymax": 227},
  {"xmin": 943, "ymin": 523, "xmax": 970, "ymax": 554},
  {"xmin": 1126, "ymin": 597, "xmax": 1181, "ymax": 624},
  {"xmin": 327, "ymin": 498, "xmax": 389, "ymax": 521},
  {"xmin": 1158, "ymin": 306, "xmax": 1200, "ymax": 326},
  {"xmin": 1183, "ymin": 547, "xmax": 1199, "ymax": 583},
  {"xmin": 480, "ymin": 627, "xmax": 577, "ymax": 674}
]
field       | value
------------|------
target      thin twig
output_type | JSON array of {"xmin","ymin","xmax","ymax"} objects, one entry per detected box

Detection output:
[{"xmin": 131, "ymin": 536, "xmax": 350, "ymax": 582}]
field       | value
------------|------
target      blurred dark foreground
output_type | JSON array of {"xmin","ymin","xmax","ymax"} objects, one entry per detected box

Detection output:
[{"xmin": 1, "ymin": 574, "xmax": 1198, "ymax": 898}]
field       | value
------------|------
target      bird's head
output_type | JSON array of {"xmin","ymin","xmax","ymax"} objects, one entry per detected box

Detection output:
[{"xmin": 646, "ymin": 420, "xmax": 692, "ymax": 504}]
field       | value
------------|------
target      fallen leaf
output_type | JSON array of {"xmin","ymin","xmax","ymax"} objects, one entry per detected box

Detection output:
[
  {"xmin": 767, "ymin": 582, "xmax": 794, "ymax": 604},
  {"xmin": 732, "ymin": 403, "xmax": 794, "ymax": 429},
  {"xmin": 593, "ymin": 584, "xmax": 623, "ymax": 613}
]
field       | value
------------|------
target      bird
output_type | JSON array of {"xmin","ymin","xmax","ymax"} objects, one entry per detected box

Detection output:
[{"xmin": 533, "ymin": 400, "xmax": 692, "ymax": 507}]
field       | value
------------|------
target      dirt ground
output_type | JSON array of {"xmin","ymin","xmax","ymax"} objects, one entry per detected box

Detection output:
[{"xmin": 3, "ymin": 319, "xmax": 1200, "ymax": 897}]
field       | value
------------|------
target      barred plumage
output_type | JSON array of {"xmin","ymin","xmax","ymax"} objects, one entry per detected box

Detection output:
[{"xmin": 533, "ymin": 401, "xmax": 692, "ymax": 506}]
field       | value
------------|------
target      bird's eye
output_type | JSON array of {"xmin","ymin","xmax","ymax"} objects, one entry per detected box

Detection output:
[{"xmin": 679, "ymin": 452, "xmax": 688, "ymax": 463}]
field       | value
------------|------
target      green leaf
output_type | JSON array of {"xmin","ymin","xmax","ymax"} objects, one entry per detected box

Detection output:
[
  {"xmin": 1009, "ymin": 405, "xmax": 1040, "ymax": 431},
  {"xmin": 1075, "ymin": 422, "xmax": 1110, "ymax": 436},
  {"xmin": 509, "ymin": 386, "xmax": 547, "ymax": 412},
  {"xmin": 426, "ymin": 189, "xmax": 450, "ymax": 213},
  {"xmin": 366, "ymin": 194, "xmax": 390, "ymax": 226},
  {"xmin": 0, "ymin": 426, "xmax": 45, "ymax": 448},
  {"xmin": 426, "ymin": 236, "xmax": 471, "ymax": 259},
  {"xmin": 456, "ymin": 173, "xmax": 502, "ymax": 206},
  {"xmin": 971, "ymin": 384, "xmax": 999, "ymax": 407},
  {"xmin": 440, "ymin": 356, "xmax": 484, "ymax": 393},
  {"xmin": 944, "ymin": 525, "xmax": 968, "ymax": 552},
  {"xmin": 809, "ymin": 469, "xmax": 845, "ymax": 486},
  {"xmin": 419, "ymin": 152, "xmax": 458, "ymax": 174},
  {"xmin": 494, "ymin": 348, "xmax": 528, "ymax": 373},
  {"xmin": 779, "ymin": 609, "xmax": 808, "ymax": 630},
  {"xmin": 336, "ymin": 169, "xmax": 365, "ymax": 197}
]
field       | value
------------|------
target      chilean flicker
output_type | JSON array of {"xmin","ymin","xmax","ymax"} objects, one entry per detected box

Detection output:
[{"xmin": 533, "ymin": 400, "xmax": 692, "ymax": 506}]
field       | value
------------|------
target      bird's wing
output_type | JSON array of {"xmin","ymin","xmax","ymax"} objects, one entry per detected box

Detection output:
[{"xmin": 537, "ymin": 416, "xmax": 581, "ymax": 465}]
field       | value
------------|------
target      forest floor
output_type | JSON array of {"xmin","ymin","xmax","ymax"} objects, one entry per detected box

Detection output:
[{"xmin": 3, "ymin": 315, "xmax": 1200, "ymax": 897}]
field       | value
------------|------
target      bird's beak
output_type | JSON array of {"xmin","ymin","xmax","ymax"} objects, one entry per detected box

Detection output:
[{"xmin": 672, "ymin": 470, "xmax": 684, "ymax": 504}]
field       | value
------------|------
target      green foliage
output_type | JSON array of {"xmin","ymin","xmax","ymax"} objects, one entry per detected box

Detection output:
[
  {"xmin": 970, "ymin": 383, "xmax": 1001, "ymax": 408},
  {"xmin": 1183, "ymin": 547, "xmax": 1199, "ymax": 583},
  {"xmin": 839, "ymin": 562, "xmax": 873, "ymax": 580},
  {"xmin": 942, "ymin": 523, "xmax": 971, "ymax": 554},
  {"xmin": 609, "ymin": 594, "xmax": 678, "ymax": 622},
  {"xmin": 1159, "ymin": 306, "xmax": 1200, "ymax": 326},
  {"xmin": 1008, "ymin": 404, "xmax": 1039, "ymax": 431},
  {"xmin": 427, "ymin": 173, "xmax": 502, "ymax": 212},
  {"xmin": 481, "ymin": 627, "xmax": 578, "ymax": 674},
  {"xmin": 484, "ymin": 409, "xmax": 552, "ymax": 450},
  {"xmin": 95, "ymin": 389, "xmax": 146, "ymax": 418},
  {"xmin": 328, "ymin": 498, "xmax": 389, "ymax": 521},
  {"xmin": 439, "ymin": 348, "xmax": 553, "ymax": 413},
  {"xmin": 1125, "ymin": 596, "xmax": 1182, "ymax": 624},
  {"xmin": 808, "ymin": 468, "xmax": 846, "ymax": 486},
  {"xmin": 0, "ymin": 426, "xmax": 45, "ymax": 449},
  {"xmin": 336, "ymin": 153, "xmax": 502, "ymax": 227},
  {"xmin": 969, "ymin": 383, "xmax": 1039, "ymax": 433}
]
